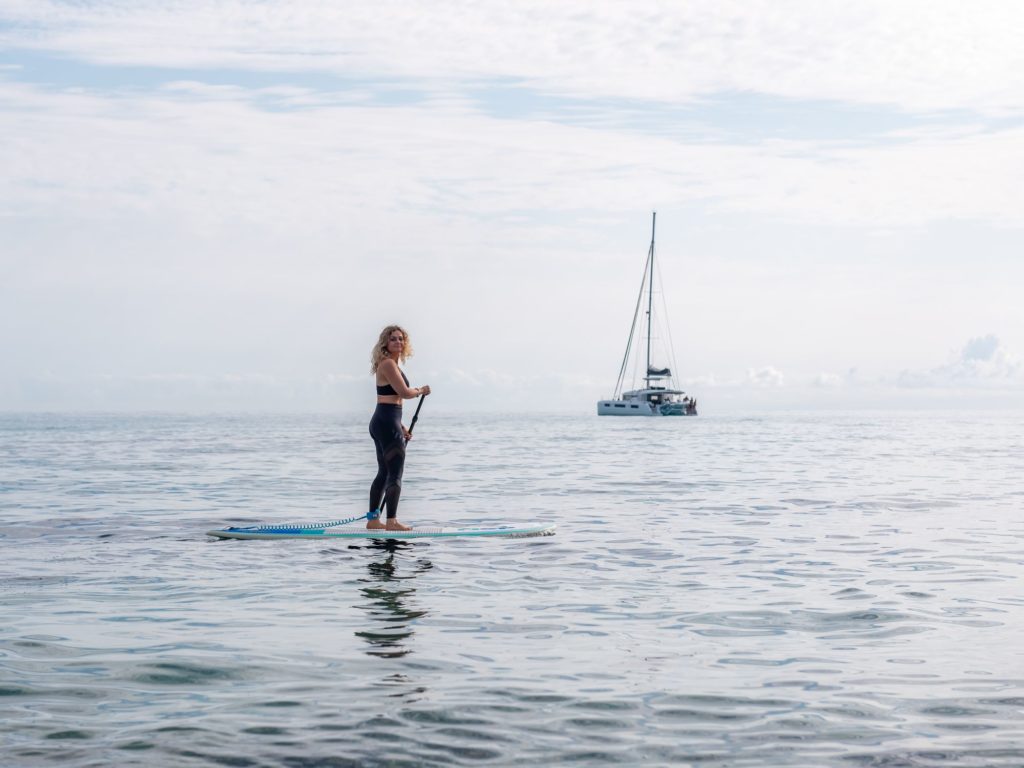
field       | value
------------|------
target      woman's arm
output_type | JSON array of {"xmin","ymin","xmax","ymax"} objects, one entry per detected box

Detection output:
[{"xmin": 380, "ymin": 359, "xmax": 426, "ymax": 399}]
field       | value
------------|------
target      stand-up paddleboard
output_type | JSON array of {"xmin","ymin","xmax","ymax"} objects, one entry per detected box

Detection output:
[
  {"xmin": 205, "ymin": 396, "xmax": 559, "ymax": 542},
  {"xmin": 207, "ymin": 523, "xmax": 556, "ymax": 541}
]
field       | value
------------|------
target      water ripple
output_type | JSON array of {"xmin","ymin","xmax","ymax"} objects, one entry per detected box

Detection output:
[{"xmin": 2, "ymin": 412, "xmax": 1024, "ymax": 766}]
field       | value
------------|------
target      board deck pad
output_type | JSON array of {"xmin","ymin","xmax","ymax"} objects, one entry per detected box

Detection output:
[{"xmin": 206, "ymin": 523, "xmax": 556, "ymax": 541}]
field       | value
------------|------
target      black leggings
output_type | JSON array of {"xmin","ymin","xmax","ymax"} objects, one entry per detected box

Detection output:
[{"xmin": 369, "ymin": 404, "xmax": 406, "ymax": 519}]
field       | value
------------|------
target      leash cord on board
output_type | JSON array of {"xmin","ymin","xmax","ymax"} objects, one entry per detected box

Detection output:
[{"xmin": 225, "ymin": 509, "xmax": 379, "ymax": 533}]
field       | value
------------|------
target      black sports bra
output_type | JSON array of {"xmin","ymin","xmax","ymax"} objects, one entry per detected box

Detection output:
[{"xmin": 376, "ymin": 369, "xmax": 410, "ymax": 396}]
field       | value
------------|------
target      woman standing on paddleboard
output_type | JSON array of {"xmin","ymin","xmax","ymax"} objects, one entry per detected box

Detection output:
[{"xmin": 368, "ymin": 325, "xmax": 430, "ymax": 531}]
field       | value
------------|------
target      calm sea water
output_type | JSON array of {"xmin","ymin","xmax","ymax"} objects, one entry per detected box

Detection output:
[{"xmin": 2, "ymin": 411, "xmax": 1023, "ymax": 767}]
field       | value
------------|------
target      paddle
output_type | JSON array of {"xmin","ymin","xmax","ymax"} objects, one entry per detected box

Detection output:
[{"xmin": 407, "ymin": 392, "xmax": 427, "ymax": 437}]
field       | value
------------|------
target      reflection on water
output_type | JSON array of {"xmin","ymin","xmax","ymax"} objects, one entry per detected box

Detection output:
[{"xmin": 355, "ymin": 541, "xmax": 432, "ymax": 659}]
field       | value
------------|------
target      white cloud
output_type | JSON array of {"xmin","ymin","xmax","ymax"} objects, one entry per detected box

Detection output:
[
  {"xmin": 813, "ymin": 368, "xmax": 860, "ymax": 388},
  {"xmin": 2, "ymin": 77, "xmax": 1023, "ymax": 235},
  {"xmin": 746, "ymin": 366, "xmax": 785, "ymax": 388},
  {"xmin": 961, "ymin": 335, "xmax": 1001, "ymax": 363},
  {"xmin": 2, "ymin": 1, "xmax": 1023, "ymax": 115},
  {"xmin": 898, "ymin": 335, "xmax": 1022, "ymax": 388}
]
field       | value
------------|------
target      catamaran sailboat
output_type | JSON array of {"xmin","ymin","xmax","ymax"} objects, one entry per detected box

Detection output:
[{"xmin": 597, "ymin": 213, "xmax": 698, "ymax": 417}]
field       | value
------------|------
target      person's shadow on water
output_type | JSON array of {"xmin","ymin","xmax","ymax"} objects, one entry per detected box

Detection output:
[{"xmin": 354, "ymin": 540, "xmax": 432, "ymax": 659}]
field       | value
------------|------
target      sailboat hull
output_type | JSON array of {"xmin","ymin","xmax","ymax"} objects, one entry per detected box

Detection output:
[
  {"xmin": 598, "ymin": 399, "xmax": 656, "ymax": 416},
  {"xmin": 597, "ymin": 398, "xmax": 697, "ymax": 416}
]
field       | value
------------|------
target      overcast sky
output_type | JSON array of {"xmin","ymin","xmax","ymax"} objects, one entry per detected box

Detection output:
[{"xmin": 2, "ymin": 1, "xmax": 1023, "ymax": 413}]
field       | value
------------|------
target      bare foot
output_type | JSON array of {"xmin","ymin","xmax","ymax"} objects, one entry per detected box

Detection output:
[
  {"xmin": 366, "ymin": 519, "xmax": 387, "ymax": 530},
  {"xmin": 385, "ymin": 520, "xmax": 413, "ymax": 532}
]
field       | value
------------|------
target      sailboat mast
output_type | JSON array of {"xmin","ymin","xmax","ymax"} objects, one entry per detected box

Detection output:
[{"xmin": 645, "ymin": 212, "xmax": 656, "ymax": 382}]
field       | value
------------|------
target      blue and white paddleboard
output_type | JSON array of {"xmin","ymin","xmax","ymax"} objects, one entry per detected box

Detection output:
[{"xmin": 206, "ymin": 523, "xmax": 556, "ymax": 541}]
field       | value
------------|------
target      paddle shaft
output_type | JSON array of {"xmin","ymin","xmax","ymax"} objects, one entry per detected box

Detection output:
[{"xmin": 408, "ymin": 392, "xmax": 427, "ymax": 436}]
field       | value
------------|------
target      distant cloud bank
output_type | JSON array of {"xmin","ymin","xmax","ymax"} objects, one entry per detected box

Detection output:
[
  {"xmin": 3, "ymin": 336, "xmax": 1022, "ymax": 412},
  {"xmin": 898, "ymin": 335, "xmax": 1021, "ymax": 388}
]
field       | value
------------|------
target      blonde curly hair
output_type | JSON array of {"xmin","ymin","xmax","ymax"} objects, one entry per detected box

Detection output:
[{"xmin": 370, "ymin": 324, "xmax": 414, "ymax": 373}]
